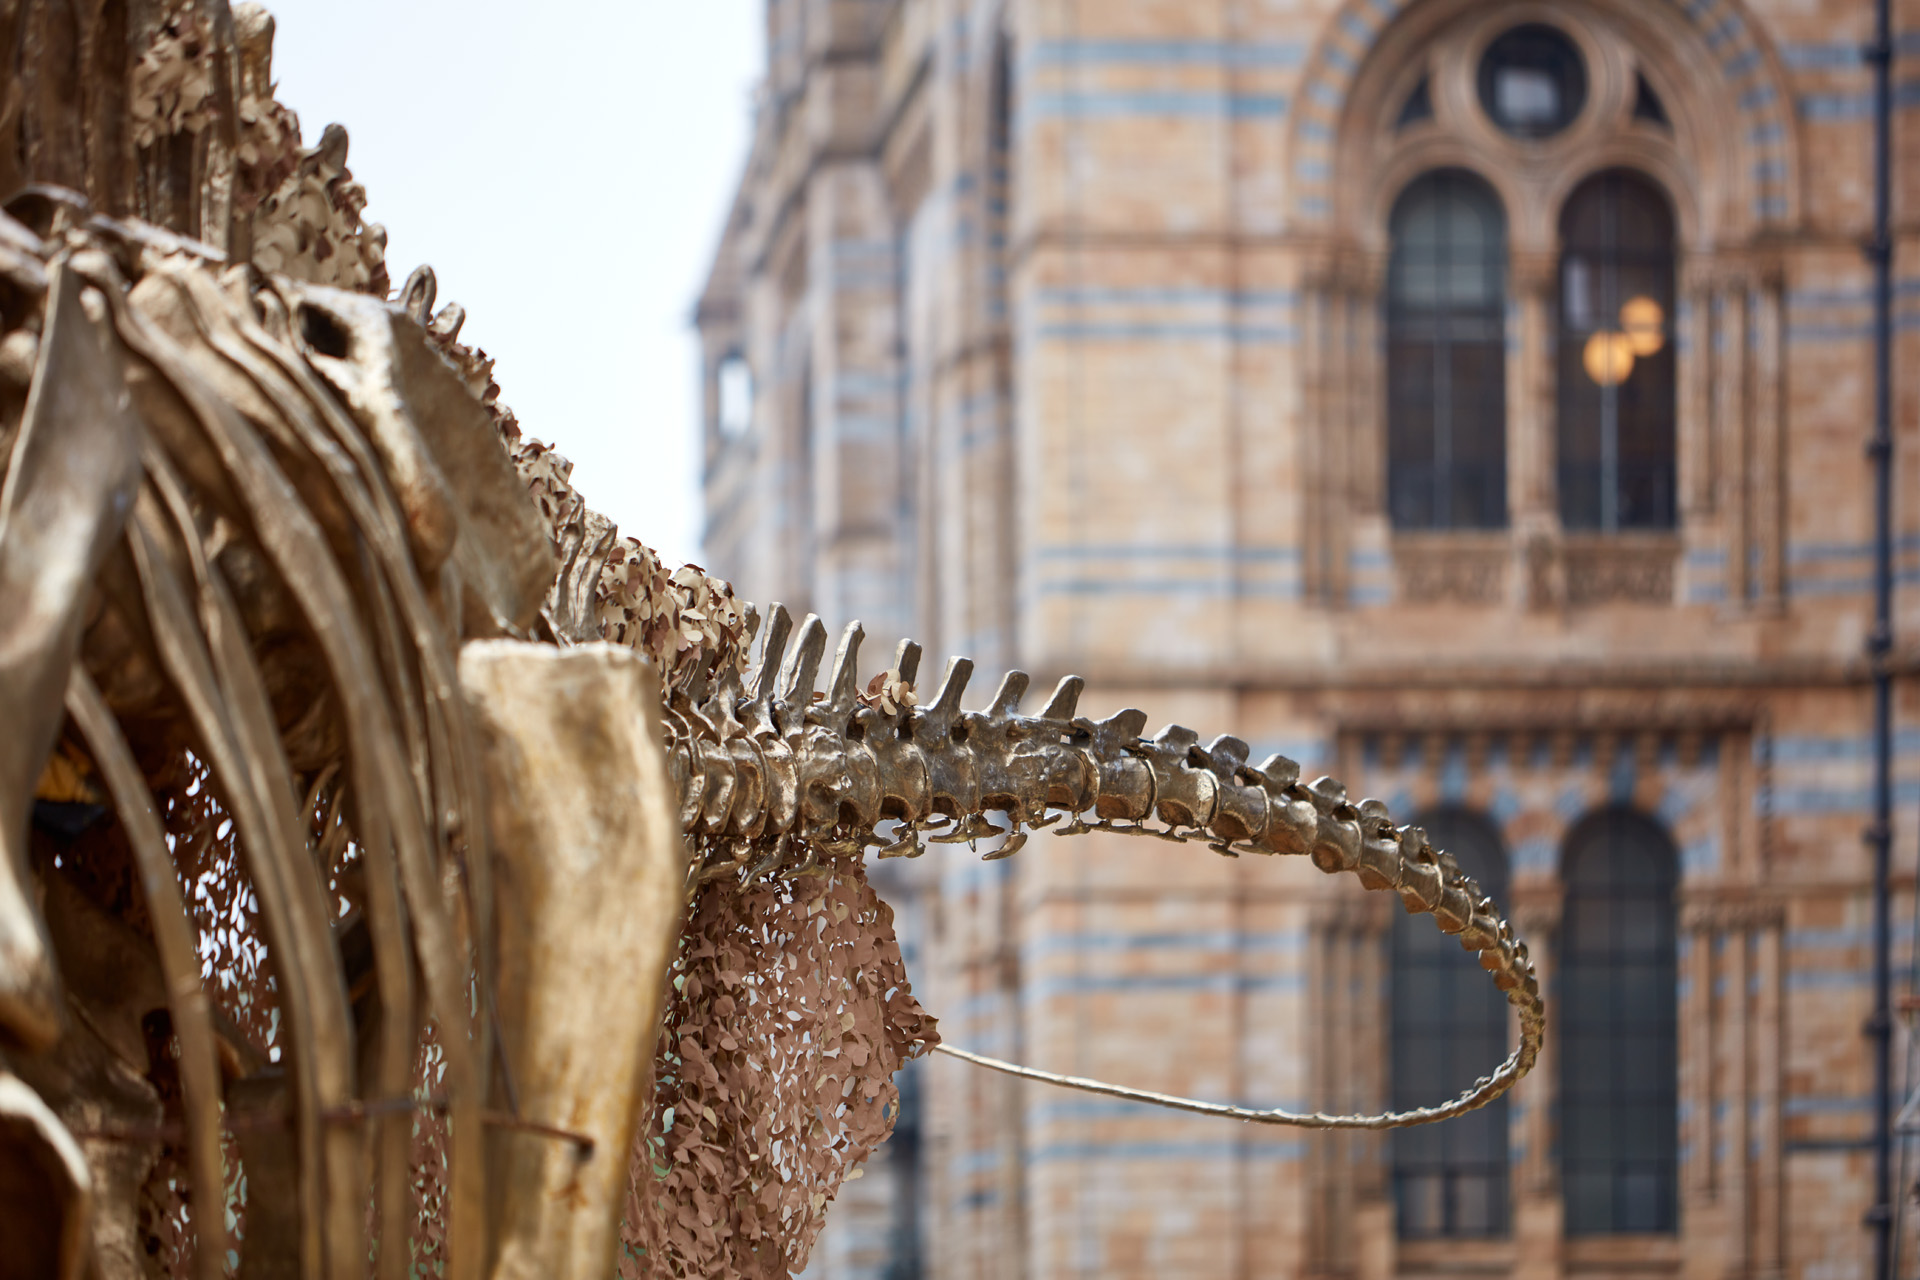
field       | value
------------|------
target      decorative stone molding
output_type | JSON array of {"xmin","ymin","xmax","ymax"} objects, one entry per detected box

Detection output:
[
  {"xmin": 1681, "ymin": 898, "xmax": 1788, "ymax": 934},
  {"xmin": 1562, "ymin": 535, "xmax": 1680, "ymax": 606},
  {"xmin": 1509, "ymin": 890, "xmax": 1565, "ymax": 945},
  {"xmin": 1293, "ymin": 0, "xmax": 1800, "ymax": 243},
  {"xmin": 1393, "ymin": 536, "xmax": 1511, "ymax": 604}
]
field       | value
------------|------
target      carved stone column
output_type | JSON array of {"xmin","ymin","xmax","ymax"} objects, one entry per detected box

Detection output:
[
  {"xmin": 1723, "ymin": 924, "xmax": 1751, "ymax": 1270},
  {"xmin": 1682, "ymin": 904, "xmax": 1717, "ymax": 1204},
  {"xmin": 1352, "ymin": 901, "xmax": 1394, "ymax": 1280},
  {"xmin": 1712, "ymin": 270, "xmax": 1752, "ymax": 607},
  {"xmin": 1303, "ymin": 901, "xmax": 1340, "ymax": 1272},
  {"xmin": 1301, "ymin": 250, "xmax": 1371, "ymax": 609},
  {"xmin": 1306, "ymin": 898, "xmax": 1390, "ymax": 1277},
  {"xmin": 1676, "ymin": 260, "xmax": 1720, "ymax": 608},
  {"xmin": 1682, "ymin": 899, "xmax": 1785, "ymax": 1278},
  {"xmin": 1510, "ymin": 251, "xmax": 1562, "ymax": 610},
  {"xmin": 1750, "ymin": 263, "xmax": 1787, "ymax": 611},
  {"xmin": 1351, "ymin": 256, "xmax": 1388, "ymax": 521},
  {"xmin": 1679, "ymin": 259, "xmax": 1717, "ymax": 523},
  {"xmin": 1325, "ymin": 282, "xmax": 1356, "ymax": 607},
  {"xmin": 1345, "ymin": 254, "xmax": 1393, "ymax": 614},
  {"xmin": 1511, "ymin": 888, "xmax": 1563, "ymax": 1280},
  {"xmin": 1752, "ymin": 909, "xmax": 1786, "ymax": 1279},
  {"xmin": 1681, "ymin": 903, "xmax": 1729, "ymax": 1272},
  {"xmin": 1300, "ymin": 275, "xmax": 1332, "ymax": 605}
]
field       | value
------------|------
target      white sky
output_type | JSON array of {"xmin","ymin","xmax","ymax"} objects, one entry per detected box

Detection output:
[{"xmin": 262, "ymin": 1, "xmax": 764, "ymax": 571}]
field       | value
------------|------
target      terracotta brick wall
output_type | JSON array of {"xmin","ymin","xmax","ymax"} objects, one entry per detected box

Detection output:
[{"xmin": 710, "ymin": 1, "xmax": 1920, "ymax": 1276}]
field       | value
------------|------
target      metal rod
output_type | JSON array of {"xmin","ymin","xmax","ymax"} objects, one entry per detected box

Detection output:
[
  {"xmin": 66, "ymin": 1095, "xmax": 596, "ymax": 1158},
  {"xmin": 1865, "ymin": 0, "xmax": 1895, "ymax": 1270},
  {"xmin": 932, "ymin": 1035, "xmax": 1520, "ymax": 1131}
]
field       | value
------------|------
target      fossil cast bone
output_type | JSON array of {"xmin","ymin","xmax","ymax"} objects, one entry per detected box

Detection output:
[
  {"xmin": 0, "ymin": 5, "xmax": 1544, "ymax": 1280},
  {"xmin": 461, "ymin": 642, "xmax": 684, "ymax": 1280},
  {"xmin": 659, "ymin": 609, "xmax": 1543, "ymax": 1129}
]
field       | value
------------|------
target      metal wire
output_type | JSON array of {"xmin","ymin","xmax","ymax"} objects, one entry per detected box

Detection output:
[{"xmin": 931, "ymin": 1037, "xmax": 1522, "ymax": 1131}]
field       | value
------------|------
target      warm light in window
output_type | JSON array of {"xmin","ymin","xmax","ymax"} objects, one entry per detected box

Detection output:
[
  {"xmin": 1583, "ymin": 331, "xmax": 1636, "ymax": 386},
  {"xmin": 1620, "ymin": 296, "xmax": 1665, "ymax": 356}
]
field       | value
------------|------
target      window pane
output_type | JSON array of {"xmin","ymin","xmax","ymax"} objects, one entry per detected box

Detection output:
[
  {"xmin": 1397, "ymin": 76, "xmax": 1434, "ymax": 130},
  {"xmin": 716, "ymin": 355, "xmax": 754, "ymax": 437},
  {"xmin": 1392, "ymin": 809, "xmax": 1511, "ymax": 1238},
  {"xmin": 1387, "ymin": 170, "xmax": 1509, "ymax": 530},
  {"xmin": 1634, "ymin": 75, "xmax": 1670, "ymax": 126},
  {"xmin": 1559, "ymin": 808, "xmax": 1680, "ymax": 1235},
  {"xmin": 1477, "ymin": 24, "xmax": 1587, "ymax": 139},
  {"xmin": 1556, "ymin": 170, "xmax": 1678, "ymax": 532}
]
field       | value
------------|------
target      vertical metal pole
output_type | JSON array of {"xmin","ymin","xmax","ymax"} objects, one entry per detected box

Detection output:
[
  {"xmin": 1601, "ymin": 177, "xmax": 1620, "ymax": 533},
  {"xmin": 1601, "ymin": 379, "xmax": 1619, "ymax": 533},
  {"xmin": 1865, "ymin": 0, "xmax": 1895, "ymax": 1273}
]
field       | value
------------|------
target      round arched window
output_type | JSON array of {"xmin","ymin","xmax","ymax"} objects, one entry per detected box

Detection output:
[{"xmin": 1477, "ymin": 24, "xmax": 1587, "ymax": 139}]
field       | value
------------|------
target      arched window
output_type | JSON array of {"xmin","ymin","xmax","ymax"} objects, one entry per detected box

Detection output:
[
  {"xmin": 716, "ymin": 352, "xmax": 754, "ymax": 438},
  {"xmin": 1386, "ymin": 170, "xmax": 1509, "ymax": 530},
  {"xmin": 1556, "ymin": 170, "xmax": 1678, "ymax": 531},
  {"xmin": 1559, "ymin": 808, "xmax": 1680, "ymax": 1234},
  {"xmin": 1392, "ymin": 809, "xmax": 1511, "ymax": 1237}
]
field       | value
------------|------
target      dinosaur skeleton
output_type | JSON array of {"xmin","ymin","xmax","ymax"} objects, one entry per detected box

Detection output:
[
  {"xmin": 656, "ymin": 605, "xmax": 1542, "ymax": 1130},
  {"xmin": 0, "ymin": 3, "xmax": 1542, "ymax": 1277}
]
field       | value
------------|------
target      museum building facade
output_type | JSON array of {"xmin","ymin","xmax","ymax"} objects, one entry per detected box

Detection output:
[{"xmin": 696, "ymin": 0, "xmax": 1920, "ymax": 1276}]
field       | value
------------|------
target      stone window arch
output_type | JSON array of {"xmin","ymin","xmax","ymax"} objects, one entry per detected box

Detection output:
[
  {"xmin": 1558, "ymin": 806, "xmax": 1680, "ymax": 1235},
  {"xmin": 1385, "ymin": 170, "xmax": 1510, "ymax": 531},
  {"xmin": 1391, "ymin": 808, "xmax": 1512, "ymax": 1237},
  {"xmin": 1288, "ymin": 0, "xmax": 1797, "ymax": 609}
]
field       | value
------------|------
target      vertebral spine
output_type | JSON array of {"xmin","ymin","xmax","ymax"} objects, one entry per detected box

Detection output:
[{"xmin": 662, "ymin": 606, "xmax": 1544, "ymax": 1128}]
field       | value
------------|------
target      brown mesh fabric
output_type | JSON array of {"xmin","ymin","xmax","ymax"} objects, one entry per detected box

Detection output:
[
  {"xmin": 133, "ymin": 754, "xmax": 379, "ymax": 1276},
  {"xmin": 166, "ymin": 755, "xmax": 279, "ymax": 1055},
  {"xmin": 407, "ymin": 1031, "xmax": 453, "ymax": 1278},
  {"xmin": 136, "ymin": 751, "xmax": 936, "ymax": 1279},
  {"xmin": 619, "ymin": 853, "xmax": 939, "ymax": 1278},
  {"xmin": 137, "ymin": 754, "xmax": 268, "ymax": 1277}
]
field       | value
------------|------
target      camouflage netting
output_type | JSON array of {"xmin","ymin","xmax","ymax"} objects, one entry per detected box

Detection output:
[
  {"xmin": 499, "ymin": 420, "xmax": 941, "ymax": 1276},
  {"xmin": 621, "ymin": 861, "xmax": 939, "ymax": 1278}
]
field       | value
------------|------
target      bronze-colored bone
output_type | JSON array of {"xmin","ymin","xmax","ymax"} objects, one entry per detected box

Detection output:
[
  {"xmin": 865, "ymin": 642, "xmax": 933, "ymax": 832},
  {"xmin": 1023, "ymin": 679, "xmax": 1098, "ymax": 815},
  {"xmin": 7, "ymin": 966, "xmax": 165, "ymax": 1280},
  {"xmin": 1139, "ymin": 726, "xmax": 1220, "ymax": 831},
  {"xmin": 1306, "ymin": 776, "xmax": 1363, "ymax": 874},
  {"xmin": 289, "ymin": 283, "xmax": 555, "ymax": 633},
  {"xmin": 1354, "ymin": 800, "xmax": 1404, "ymax": 890},
  {"xmin": 0, "ymin": 1068, "xmax": 92, "ymax": 1280},
  {"xmin": 0, "ymin": 263, "xmax": 142, "ymax": 1053},
  {"xmin": 1397, "ymin": 828, "xmax": 1444, "ymax": 913},
  {"xmin": 462, "ymin": 642, "xmax": 685, "ymax": 1280},
  {"xmin": 917, "ymin": 656, "xmax": 982, "ymax": 822},
  {"xmin": 64, "ymin": 667, "xmax": 226, "ymax": 1280},
  {"xmin": 1197, "ymin": 736, "xmax": 1266, "ymax": 847}
]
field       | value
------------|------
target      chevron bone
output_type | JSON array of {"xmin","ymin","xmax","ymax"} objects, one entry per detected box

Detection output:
[{"xmin": 663, "ymin": 606, "xmax": 1544, "ymax": 1127}]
